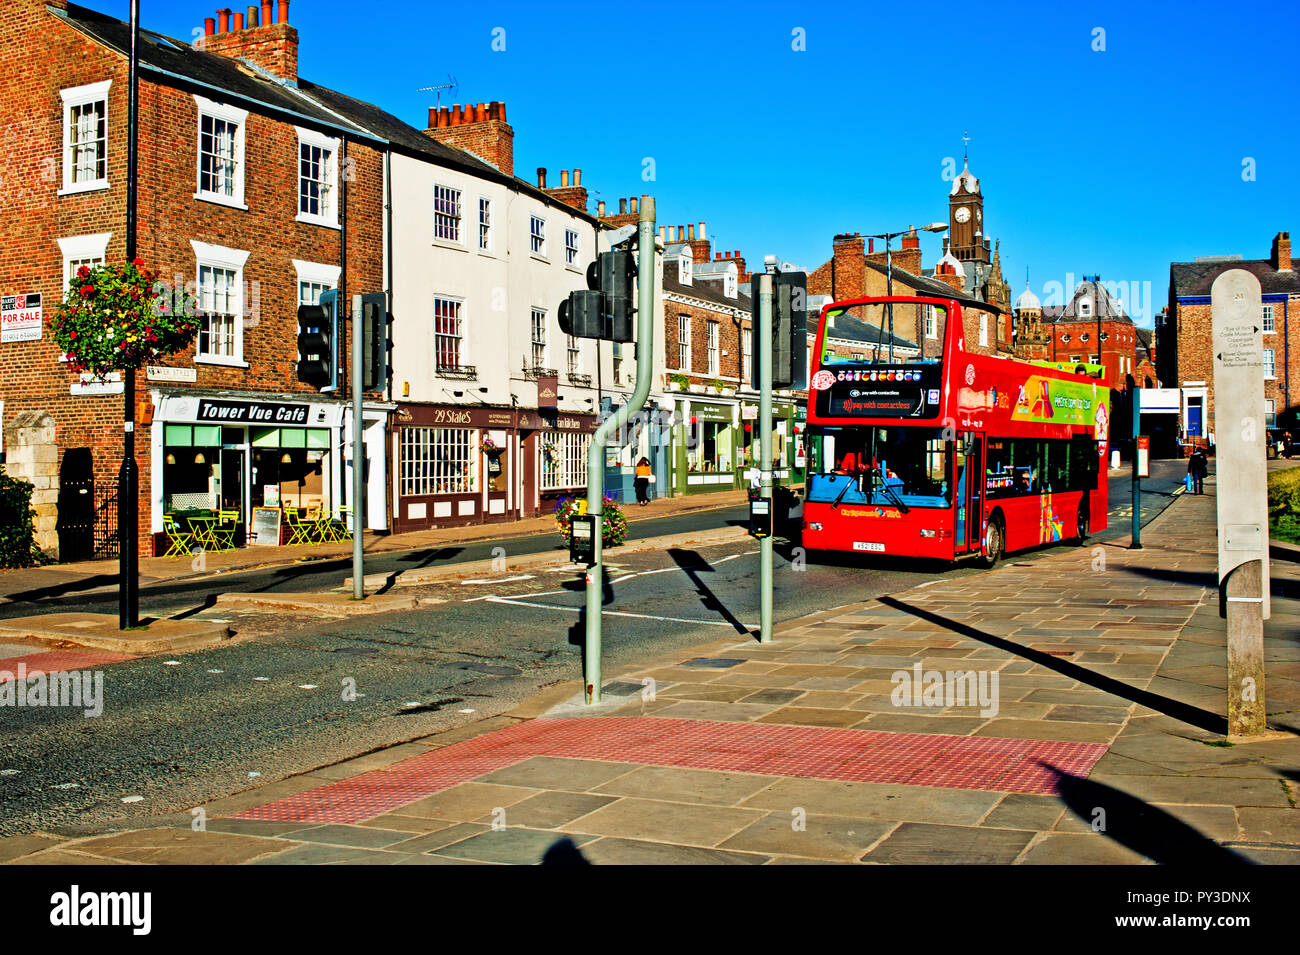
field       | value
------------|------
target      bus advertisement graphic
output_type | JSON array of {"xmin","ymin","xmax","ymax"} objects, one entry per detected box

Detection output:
[{"xmin": 1012, "ymin": 375, "xmax": 1098, "ymax": 427}]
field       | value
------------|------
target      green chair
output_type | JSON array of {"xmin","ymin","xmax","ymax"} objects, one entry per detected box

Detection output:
[{"xmin": 161, "ymin": 515, "xmax": 194, "ymax": 558}]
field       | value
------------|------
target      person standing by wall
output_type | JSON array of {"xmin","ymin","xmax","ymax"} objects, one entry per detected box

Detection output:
[
  {"xmin": 634, "ymin": 457, "xmax": 652, "ymax": 506},
  {"xmin": 1187, "ymin": 447, "xmax": 1208, "ymax": 495}
]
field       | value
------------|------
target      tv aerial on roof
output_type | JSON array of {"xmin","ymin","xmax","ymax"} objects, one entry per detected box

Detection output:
[{"xmin": 417, "ymin": 75, "xmax": 460, "ymax": 108}]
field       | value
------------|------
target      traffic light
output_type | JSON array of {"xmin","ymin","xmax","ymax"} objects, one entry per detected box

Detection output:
[
  {"xmin": 751, "ymin": 271, "xmax": 807, "ymax": 390},
  {"xmin": 600, "ymin": 250, "xmax": 636, "ymax": 343},
  {"xmin": 360, "ymin": 292, "xmax": 390, "ymax": 391},
  {"xmin": 557, "ymin": 250, "xmax": 637, "ymax": 342},
  {"xmin": 297, "ymin": 289, "xmax": 336, "ymax": 388}
]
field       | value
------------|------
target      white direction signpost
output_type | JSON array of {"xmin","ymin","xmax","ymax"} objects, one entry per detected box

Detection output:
[{"xmin": 1210, "ymin": 268, "xmax": 1269, "ymax": 738}]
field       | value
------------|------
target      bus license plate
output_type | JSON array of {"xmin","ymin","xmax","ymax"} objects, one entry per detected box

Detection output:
[{"xmin": 854, "ymin": 541, "xmax": 885, "ymax": 552}]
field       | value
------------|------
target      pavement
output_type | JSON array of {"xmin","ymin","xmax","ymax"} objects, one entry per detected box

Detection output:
[{"xmin": 4, "ymin": 470, "xmax": 1298, "ymax": 865}]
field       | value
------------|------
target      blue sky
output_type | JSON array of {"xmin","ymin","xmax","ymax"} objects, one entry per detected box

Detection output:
[{"xmin": 112, "ymin": 0, "xmax": 1297, "ymax": 327}]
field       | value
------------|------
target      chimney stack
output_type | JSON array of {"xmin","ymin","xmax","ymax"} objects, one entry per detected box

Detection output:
[
  {"xmin": 202, "ymin": 2, "xmax": 299, "ymax": 80},
  {"xmin": 422, "ymin": 101, "xmax": 514, "ymax": 176},
  {"xmin": 1273, "ymin": 231, "xmax": 1292, "ymax": 272},
  {"xmin": 541, "ymin": 166, "xmax": 589, "ymax": 213}
]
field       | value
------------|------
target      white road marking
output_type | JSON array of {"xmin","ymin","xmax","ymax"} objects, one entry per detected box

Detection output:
[
  {"xmin": 121, "ymin": 795, "xmax": 144, "ymax": 804},
  {"xmin": 461, "ymin": 574, "xmax": 536, "ymax": 585},
  {"xmin": 207, "ymin": 669, "xmax": 224, "ymax": 674},
  {"xmin": 54, "ymin": 782, "xmax": 79, "ymax": 790},
  {"xmin": 484, "ymin": 596, "xmax": 755, "ymax": 629},
  {"xmin": 463, "ymin": 588, "xmax": 568, "ymax": 603},
  {"xmin": 458, "ymin": 708, "xmax": 476, "ymax": 714},
  {"xmin": 297, "ymin": 684, "xmax": 319, "ymax": 690},
  {"xmin": 162, "ymin": 660, "xmax": 181, "ymax": 666},
  {"xmin": 252, "ymin": 677, "xmax": 270, "ymax": 682},
  {"xmin": 0, "ymin": 769, "xmax": 19, "ymax": 776}
]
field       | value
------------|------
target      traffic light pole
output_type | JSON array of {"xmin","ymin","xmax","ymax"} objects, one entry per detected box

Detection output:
[
  {"xmin": 1131, "ymin": 387, "xmax": 1142, "ymax": 549},
  {"xmin": 758, "ymin": 272, "xmax": 774, "ymax": 644},
  {"xmin": 583, "ymin": 196, "xmax": 655, "ymax": 705},
  {"xmin": 351, "ymin": 294, "xmax": 364, "ymax": 599}
]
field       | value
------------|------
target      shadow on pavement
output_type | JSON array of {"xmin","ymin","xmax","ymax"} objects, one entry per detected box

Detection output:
[
  {"xmin": 877, "ymin": 595, "xmax": 1230, "ymax": 735},
  {"xmin": 2, "ymin": 573, "xmax": 120, "ymax": 605},
  {"xmin": 667, "ymin": 548, "xmax": 750, "ymax": 636},
  {"xmin": 1047, "ymin": 764, "xmax": 1251, "ymax": 864},
  {"xmin": 541, "ymin": 836, "xmax": 590, "ymax": 865}
]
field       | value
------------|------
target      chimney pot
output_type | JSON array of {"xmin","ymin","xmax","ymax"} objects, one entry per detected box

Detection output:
[
  {"xmin": 698, "ymin": 221, "xmax": 705, "ymax": 240},
  {"xmin": 658, "ymin": 226, "xmax": 665, "ymax": 239},
  {"xmin": 630, "ymin": 198, "xmax": 638, "ymax": 214},
  {"xmin": 277, "ymin": 0, "xmax": 289, "ymax": 23},
  {"xmin": 204, "ymin": 16, "xmax": 215, "ymax": 35},
  {"xmin": 598, "ymin": 200, "xmax": 606, "ymax": 217},
  {"xmin": 217, "ymin": 8, "xmax": 230, "ymax": 32},
  {"xmin": 715, "ymin": 252, "xmax": 721, "ymax": 260},
  {"xmin": 537, "ymin": 167, "xmax": 547, "ymax": 189},
  {"xmin": 619, "ymin": 198, "xmax": 627, "ymax": 214},
  {"xmin": 560, "ymin": 170, "xmax": 569, "ymax": 188},
  {"xmin": 573, "ymin": 169, "xmax": 581, "ymax": 186},
  {"xmin": 687, "ymin": 224, "xmax": 695, "ymax": 241},
  {"xmin": 262, "ymin": 0, "xmax": 272, "ymax": 23},
  {"xmin": 247, "ymin": 4, "xmax": 258, "ymax": 26},
  {"xmin": 232, "ymin": 11, "xmax": 244, "ymax": 29},
  {"xmin": 868, "ymin": 238, "xmax": 874, "ymax": 253},
  {"xmin": 476, "ymin": 102, "xmax": 486, "ymax": 121}
]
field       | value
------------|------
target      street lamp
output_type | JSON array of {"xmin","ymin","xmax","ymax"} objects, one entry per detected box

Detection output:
[{"xmin": 864, "ymin": 223, "xmax": 947, "ymax": 362}]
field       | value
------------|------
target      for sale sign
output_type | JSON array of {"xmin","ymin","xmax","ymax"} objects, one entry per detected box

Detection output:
[{"xmin": 1, "ymin": 292, "xmax": 42, "ymax": 343}]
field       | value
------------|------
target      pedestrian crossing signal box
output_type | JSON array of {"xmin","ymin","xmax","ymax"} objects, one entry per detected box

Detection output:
[
  {"xmin": 748, "ymin": 497, "xmax": 772, "ymax": 539},
  {"xmin": 570, "ymin": 514, "xmax": 597, "ymax": 565}
]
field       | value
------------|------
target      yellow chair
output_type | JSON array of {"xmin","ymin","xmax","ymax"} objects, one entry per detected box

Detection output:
[
  {"xmin": 212, "ymin": 509, "xmax": 240, "ymax": 551},
  {"xmin": 161, "ymin": 515, "xmax": 194, "ymax": 558},
  {"xmin": 283, "ymin": 509, "xmax": 314, "ymax": 546},
  {"xmin": 334, "ymin": 506, "xmax": 354, "ymax": 542}
]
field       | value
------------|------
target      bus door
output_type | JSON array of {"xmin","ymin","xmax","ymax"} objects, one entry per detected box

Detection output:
[{"xmin": 955, "ymin": 432, "xmax": 985, "ymax": 554}]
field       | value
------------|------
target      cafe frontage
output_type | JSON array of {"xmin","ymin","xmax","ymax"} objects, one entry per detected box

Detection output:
[
  {"xmin": 391, "ymin": 403, "xmax": 600, "ymax": 532},
  {"xmin": 149, "ymin": 390, "xmax": 390, "ymax": 554}
]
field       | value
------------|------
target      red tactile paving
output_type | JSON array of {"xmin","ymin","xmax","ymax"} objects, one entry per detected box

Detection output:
[
  {"xmin": 0, "ymin": 650, "xmax": 136, "ymax": 681},
  {"xmin": 233, "ymin": 717, "xmax": 1109, "ymax": 825}
]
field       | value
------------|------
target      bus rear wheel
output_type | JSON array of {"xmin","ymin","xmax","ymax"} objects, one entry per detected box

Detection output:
[{"xmin": 981, "ymin": 520, "xmax": 1004, "ymax": 569}]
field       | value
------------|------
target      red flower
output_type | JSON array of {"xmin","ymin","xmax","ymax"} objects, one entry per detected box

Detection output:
[
  {"xmin": 76, "ymin": 265, "xmax": 91, "ymax": 278},
  {"xmin": 132, "ymin": 257, "xmax": 145, "ymax": 269},
  {"xmin": 80, "ymin": 284, "xmax": 94, "ymax": 297}
]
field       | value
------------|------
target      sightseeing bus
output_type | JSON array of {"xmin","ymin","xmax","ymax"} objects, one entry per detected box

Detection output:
[{"xmin": 802, "ymin": 295, "xmax": 1109, "ymax": 566}]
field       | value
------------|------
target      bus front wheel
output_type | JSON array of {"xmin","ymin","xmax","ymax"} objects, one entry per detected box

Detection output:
[{"xmin": 982, "ymin": 520, "xmax": 1004, "ymax": 569}]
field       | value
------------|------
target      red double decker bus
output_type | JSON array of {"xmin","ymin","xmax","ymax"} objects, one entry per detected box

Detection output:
[{"xmin": 802, "ymin": 295, "xmax": 1109, "ymax": 566}]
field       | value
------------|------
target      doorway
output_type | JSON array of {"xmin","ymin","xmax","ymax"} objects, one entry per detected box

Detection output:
[{"xmin": 956, "ymin": 432, "xmax": 985, "ymax": 553}]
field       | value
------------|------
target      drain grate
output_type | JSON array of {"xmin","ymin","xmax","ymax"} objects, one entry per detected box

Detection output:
[
  {"xmin": 600, "ymin": 681, "xmax": 645, "ymax": 696},
  {"xmin": 680, "ymin": 657, "xmax": 746, "ymax": 669}
]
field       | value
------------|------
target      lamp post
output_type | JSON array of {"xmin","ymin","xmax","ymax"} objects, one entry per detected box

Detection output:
[
  {"xmin": 119, "ymin": 0, "xmax": 141, "ymax": 630},
  {"xmin": 865, "ymin": 223, "xmax": 947, "ymax": 362}
]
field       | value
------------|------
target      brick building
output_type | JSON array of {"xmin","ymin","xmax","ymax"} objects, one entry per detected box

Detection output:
[
  {"xmin": 1160, "ymin": 231, "xmax": 1298, "ymax": 441},
  {"xmin": 0, "ymin": 0, "xmax": 390, "ymax": 559}
]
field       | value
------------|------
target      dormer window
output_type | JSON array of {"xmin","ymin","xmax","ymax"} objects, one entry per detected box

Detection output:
[
  {"xmin": 1079, "ymin": 300, "xmax": 1091, "ymax": 317},
  {"xmin": 679, "ymin": 255, "xmax": 692, "ymax": 285},
  {"xmin": 724, "ymin": 274, "xmax": 737, "ymax": 298}
]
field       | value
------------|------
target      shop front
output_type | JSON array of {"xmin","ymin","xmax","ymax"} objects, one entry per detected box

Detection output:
[
  {"xmin": 672, "ymin": 398, "xmax": 739, "ymax": 495},
  {"xmin": 151, "ymin": 392, "xmax": 351, "ymax": 553},
  {"xmin": 737, "ymin": 399, "xmax": 805, "ymax": 488},
  {"xmin": 518, "ymin": 409, "xmax": 599, "ymax": 518}
]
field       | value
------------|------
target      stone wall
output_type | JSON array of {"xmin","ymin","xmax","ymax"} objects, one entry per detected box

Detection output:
[{"xmin": 4, "ymin": 410, "xmax": 57, "ymax": 555}]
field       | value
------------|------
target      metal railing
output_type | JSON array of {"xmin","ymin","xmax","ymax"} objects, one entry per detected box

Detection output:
[
  {"xmin": 93, "ymin": 488, "xmax": 120, "ymax": 559},
  {"xmin": 523, "ymin": 366, "xmax": 558, "ymax": 380},
  {"xmin": 436, "ymin": 364, "xmax": 478, "ymax": 380}
]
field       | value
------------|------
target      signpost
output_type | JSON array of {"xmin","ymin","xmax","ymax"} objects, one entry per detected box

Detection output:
[{"xmin": 1210, "ymin": 269, "xmax": 1269, "ymax": 737}]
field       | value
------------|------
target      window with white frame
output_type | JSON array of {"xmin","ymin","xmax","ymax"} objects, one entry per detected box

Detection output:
[
  {"xmin": 565, "ymin": 229, "xmax": 579, "ymax": 266},
  {"xmin": 478, "ymin": 197, "xmax": 492, "ymax": 251},
  {"xmin": 924, "ymin": 305, "xmax": 937, "ymax": 339},
  {"xmin": 1079, "ymin": 301, "xmax": 1091, "ymax": 317},
  {"xmin": 679, "ymin": 256, "xmax": 692, "ymax": 285},
  {"xmin": 57, "ymin": 233, "xmax": 112, "ymax": 292},
  {"xmin": 434, "ymin": 297, "xmax": 464, "ymax": 370},
  {"xmin": 296, "ymin": 128, "xmax": 338, "ymax": 226},
  {"xmin": 60, "ymin": 81, "xmax": 110, "ymax": 193},
  {"xmin": 707, "ymin": 320, "xmax": 719, "ymax": 375},
  {"xmin": 677, "ymin": 315, "xmax": 690, "ymax": 370},
  {"xmin": 399, "ymin": 427, "xmax": 476, "ymax": 496},
  {"xmin": 612, "ymin": 342, "xmax": 624, "ymax": 383},
  {"xmin": 434, "ymin": 184, "xmax": 461, "ymax": 243},
  {"xmin": 741, "ymin": 327, "xmax": 752, "ymax": 382},
  {"xmin": 530, "ymin": 215, "xmax": 546, "ymax": 256},
  {"xmin": 1264, "ymin": 347, "xmax": 1276, "ymax": 378},
  {"xmin": 192, "ymin": 240, "xmax": 249, "ymax": 364},
  {"xmin": 541, "ymin": 431, "xmax": 590, "ymax": 489},
  {"xmin": 194, "ymin": 97, "xmax": 247, "ymax": 207},
  {"xmin": 566, "ymin": 335, "xmax": 580, "ymax": 374},
  {"xmin": 1266, "ymin": 398, "xmax": 1276, "ymax": 428},
  {"xmin": 1263, "ymin": 304, "xmax": 1275, "ymax": 333},
  {"xmin": 531, "ymin": 308, "xmax": 547, "ymax": 367},
  {"xmin": 979, "ymin": 314, "xmax": 988, "ymax": 347},
  {"xmin": 292, "ymin": 259, "xmax": 339, "ymax": 307}
]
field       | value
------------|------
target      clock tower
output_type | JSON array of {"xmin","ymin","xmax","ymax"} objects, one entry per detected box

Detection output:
[{"xmin": 948, "ymin": 142, "xmax": 989, "ymax": 265}]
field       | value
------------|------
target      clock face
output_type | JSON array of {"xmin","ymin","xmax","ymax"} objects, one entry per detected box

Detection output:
[{"xmin": 955, "ymin": 206, "xmax": 970, "ymax": 223}]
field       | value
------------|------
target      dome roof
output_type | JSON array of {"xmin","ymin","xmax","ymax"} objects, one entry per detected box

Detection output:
[
  {"xmin": 937, "ymin": 249, "xmax": 966, "ymax": 278},
  {"xmin": 1015, "ymin": 284, "xmax": 1041, "ymax": 311},
  {"xmin": 949, "ymin": 159, "xmax": 980, "ymax": 196}
]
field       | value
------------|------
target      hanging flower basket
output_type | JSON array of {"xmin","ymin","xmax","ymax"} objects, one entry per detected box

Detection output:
[
  {"xmin": 480, "ymin": 436, "xmax": 500, "ymax": 455},
  {"xmin": 52, "ymin": 260, "xmax": 198, "ymax": 377},
  {"xmin": 555, "ymin": 495, "xmax": 627, "ymax": 548},
  {"xmin": 542, "ymin": 441, "xmax": 559, "ymax": 462}
]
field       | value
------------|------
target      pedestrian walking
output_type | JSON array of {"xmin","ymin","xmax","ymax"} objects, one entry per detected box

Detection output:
[
  {"xmin": 1187, "ymin": 447, "xmax": 1208, "ymax": 495},
  {"xmin": 634, "ymin": 457, "xmax": 652, "ymax": 506}
]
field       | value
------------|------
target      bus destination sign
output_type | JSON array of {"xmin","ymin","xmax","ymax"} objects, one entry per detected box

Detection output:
[{"xmin": 814, "ymin": 365, "xmax": 942, "ymax": 419}]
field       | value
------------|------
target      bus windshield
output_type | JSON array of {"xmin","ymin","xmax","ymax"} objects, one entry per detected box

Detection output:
[
  {"xmin": 807, "ymin": 426, "xmax": 952, "ymax": 508},
  {"xmin": 819, "ymin": 302, "xmax": 948, "ymax": 366}
]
